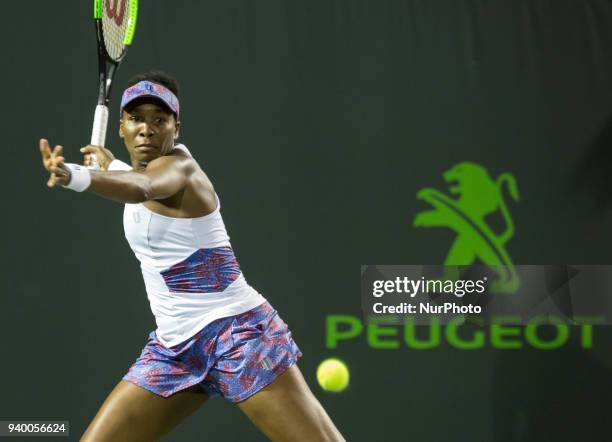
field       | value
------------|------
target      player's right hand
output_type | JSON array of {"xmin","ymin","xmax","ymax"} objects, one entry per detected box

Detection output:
[{"xmin": 81, "ymin": 145, "xmax": 115, "ymax": 171}]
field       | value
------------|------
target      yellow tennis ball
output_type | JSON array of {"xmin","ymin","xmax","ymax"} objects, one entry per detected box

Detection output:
[{"xmin": 316, "ymin": 358, "xmax": 349, "ymax": 393}]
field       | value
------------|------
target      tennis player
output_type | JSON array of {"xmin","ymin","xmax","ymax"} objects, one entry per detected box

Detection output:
[{"xmin": 40, "ymin": 71, "xmax": 345, "ymax": 442}]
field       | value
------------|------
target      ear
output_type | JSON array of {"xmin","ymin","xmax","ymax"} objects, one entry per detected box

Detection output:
[
  {"xmin": 174, "ymin": 120, "xmax": 181, "ymax": 140},
  {"xmin": 119, "ymin": 116, "xmax": 125, "ymax": 139}
]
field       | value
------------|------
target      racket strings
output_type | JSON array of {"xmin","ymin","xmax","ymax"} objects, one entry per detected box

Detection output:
[{"xmin": 102, "ymin": 0, "xmax": 131, "ymax": 61}]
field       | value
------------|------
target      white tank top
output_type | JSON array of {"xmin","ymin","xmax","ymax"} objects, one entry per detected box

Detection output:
[{"xmin": 121, "ymin": 145, "xmax": 266, "ymax": 347}]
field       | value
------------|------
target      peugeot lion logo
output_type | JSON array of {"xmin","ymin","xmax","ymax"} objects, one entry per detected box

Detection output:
[{"xmin": 413, "ymin": 162, "xmax": 520, "ymax": 293}]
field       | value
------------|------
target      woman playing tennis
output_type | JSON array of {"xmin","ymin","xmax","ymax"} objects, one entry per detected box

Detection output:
[{"xmin": 39, "ymin": 71, "xmax": 345, "ymax": 442}]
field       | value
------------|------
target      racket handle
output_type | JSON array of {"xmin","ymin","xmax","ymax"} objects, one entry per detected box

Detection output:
[{"xmin": 89, "ymin": 104, "xmax": 109, "ymax": 170}]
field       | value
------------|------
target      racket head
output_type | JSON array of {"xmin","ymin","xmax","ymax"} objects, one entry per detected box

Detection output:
[{"xmin": 94, "ymin": 0, "xmax": 138, "ymax": 62}]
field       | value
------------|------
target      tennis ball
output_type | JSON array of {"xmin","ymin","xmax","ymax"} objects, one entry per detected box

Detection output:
[{"xmin": 316, "ymin": 358, "xmax": 349, "ymax": 393}]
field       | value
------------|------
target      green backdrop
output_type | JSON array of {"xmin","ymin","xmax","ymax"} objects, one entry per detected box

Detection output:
[{"xmin": 2, "ymin": 1, "xmax": 611, "ymax": 440}]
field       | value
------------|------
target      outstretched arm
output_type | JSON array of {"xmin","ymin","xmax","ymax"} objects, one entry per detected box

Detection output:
[
  {"xmin": 40, "ymin": 138, "xmax": 195, "ymax": 204},
  {"xmin": 87, "ymin": 155, "xmax": 194, "ymax": 203}
]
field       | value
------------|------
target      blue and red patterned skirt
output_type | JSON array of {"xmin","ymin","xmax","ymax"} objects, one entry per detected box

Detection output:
[{"xmin": 122, "ymin": 301, "xmax": 302, "ymax": 403}]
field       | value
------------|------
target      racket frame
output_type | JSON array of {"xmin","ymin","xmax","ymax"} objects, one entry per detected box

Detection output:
[{"xmin": 90, "ymin": 0, "xmax": 138, "ymax": 168}]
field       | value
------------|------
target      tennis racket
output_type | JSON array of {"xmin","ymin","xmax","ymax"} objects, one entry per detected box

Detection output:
[{"xmin": 90, "ymin": 0, "xmax": 138, "ymax": 169}]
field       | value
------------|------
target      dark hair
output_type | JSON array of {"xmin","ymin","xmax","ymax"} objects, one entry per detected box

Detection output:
[{"xmin": 126, "ymin": 70, "xmax": 180, "ymax": 98}]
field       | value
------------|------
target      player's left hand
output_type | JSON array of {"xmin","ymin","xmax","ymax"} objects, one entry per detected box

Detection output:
[{"xmin": 39, "ymin": 138, "xmax": 71, "ymax": 188}]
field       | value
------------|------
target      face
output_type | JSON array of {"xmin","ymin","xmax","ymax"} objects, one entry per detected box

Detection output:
[{"xmin": 119, "ymin": 97, "xmax": 180, "ymax": 167}]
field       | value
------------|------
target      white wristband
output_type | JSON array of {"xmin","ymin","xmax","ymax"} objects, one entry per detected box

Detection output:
[
  {"xmin": 108, "ymin": 159, "xmax": 133, "ymax": 171},
  {"xmin": 63, "ymin": 163, "xmax": 92, "ymax": 192}
]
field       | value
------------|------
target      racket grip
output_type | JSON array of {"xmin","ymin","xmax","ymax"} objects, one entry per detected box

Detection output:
[{"xmin": 89, "ymin": 104, "xmax": 109, "ymax": 170}]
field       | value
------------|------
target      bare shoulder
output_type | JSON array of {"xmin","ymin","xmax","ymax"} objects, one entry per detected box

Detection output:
[
  {"xmin": 184, "ymin": 162, "xmax": 216, "ymax": 216},
  {"xmin": 146, "ymin": 150, "xmax": 197, "ymax": 175},
  {"xmin": 170, "ymin": 148, "xmax": 216, "ymax": 204},
  {"xmin": 144, "ymin": 149, "xmax": 216, "ymax": 217},
  {"xmin": 168, "ymin": 149, "xmax": 212, "ymax": 184}
]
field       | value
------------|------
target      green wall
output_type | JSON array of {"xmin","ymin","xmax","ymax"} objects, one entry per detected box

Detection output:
[{"xmin": 2, "ymin": 1, "xmax": 611, "ymax": 440}]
